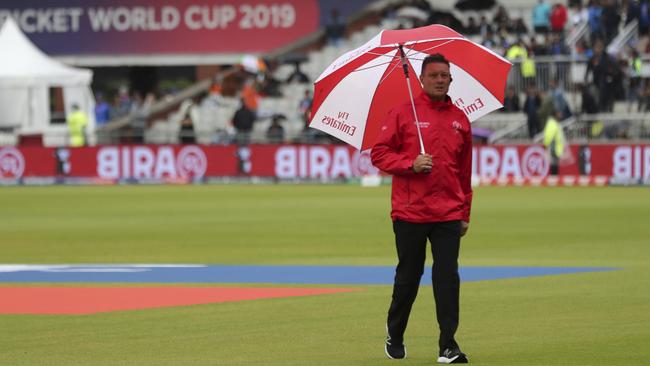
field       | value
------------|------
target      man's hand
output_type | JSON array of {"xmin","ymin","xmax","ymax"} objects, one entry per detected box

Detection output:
[
  {"xmin": 460, "ymin": 221, "xmax": 469, "ymax": 237},
  {"xmin": 412, "ymin": 154, "xmax": 433, "ymax": 173}
]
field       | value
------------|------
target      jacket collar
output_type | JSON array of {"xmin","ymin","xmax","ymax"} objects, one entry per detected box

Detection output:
[{"xmin": 416, "ymin": 92, "xmax": 453, "ymax": 109}]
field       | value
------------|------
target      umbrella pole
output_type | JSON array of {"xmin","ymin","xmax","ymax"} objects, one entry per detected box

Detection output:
[{"xmin": 398, "ymin": 45, "xmax": 426, "ymax": 155}]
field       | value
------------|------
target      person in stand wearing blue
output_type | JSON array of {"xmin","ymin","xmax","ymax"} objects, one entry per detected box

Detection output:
[
  {"xmin": 532, "ymin": 0, "xmax": 552, "ymax": 33},
  {"xmin": 94, "ymin": 93, "xmax": 111, "ymax": 126}
]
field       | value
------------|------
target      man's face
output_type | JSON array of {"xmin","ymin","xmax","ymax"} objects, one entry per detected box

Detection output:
[{"xmin": 420, "ymin": 62, "xmax": 451, "ymax": 101}]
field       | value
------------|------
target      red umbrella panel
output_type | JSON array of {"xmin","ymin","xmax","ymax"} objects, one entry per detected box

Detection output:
[{"xmin": 310, "ymin": 25, "xmax": 511, "ymax": 151}]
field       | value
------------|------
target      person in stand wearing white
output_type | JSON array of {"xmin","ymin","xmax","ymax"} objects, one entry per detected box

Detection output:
[{"xmin": 371, "ymin": 53, "xmax": 472, "ymax": 364}]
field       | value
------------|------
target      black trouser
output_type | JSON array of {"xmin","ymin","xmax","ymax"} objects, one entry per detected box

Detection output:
[{"xmin": 386, "ymin": 219, "xmax": 461, "ymax": 351}]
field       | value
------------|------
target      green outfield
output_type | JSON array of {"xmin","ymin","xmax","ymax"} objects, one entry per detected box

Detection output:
[{"xmin": 0, "ymin": 185, "xmax": 649, "ymax": 365}]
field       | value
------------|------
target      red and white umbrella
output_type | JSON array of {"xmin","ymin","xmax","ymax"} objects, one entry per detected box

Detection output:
[{"xmin": 309, "ymin": 24, "xmax": 511, "ymax": 151}]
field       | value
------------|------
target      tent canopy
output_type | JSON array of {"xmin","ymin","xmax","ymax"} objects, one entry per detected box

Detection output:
[
  {"xmin": 0, "ymin": 17, "xmax": 95, "ymax": 144},
  {"xmin": 0, "ymin": 17, "xmax": 92, "ymax": 86}
]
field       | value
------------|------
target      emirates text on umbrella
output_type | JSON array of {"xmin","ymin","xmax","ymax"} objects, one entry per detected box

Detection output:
[{"xmin": 321, "ymin": 111, "xmax": 358, "ymax": 137}]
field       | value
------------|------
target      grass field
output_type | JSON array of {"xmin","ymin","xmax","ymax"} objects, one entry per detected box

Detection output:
[{"xmin": 0, "ymin": 185, "xmax": 649, "ymax": 365}]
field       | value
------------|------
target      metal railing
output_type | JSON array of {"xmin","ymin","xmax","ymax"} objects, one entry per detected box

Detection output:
[{"xmin": 607, "ymin": 20, "xmax": 638, "ymax": 56}]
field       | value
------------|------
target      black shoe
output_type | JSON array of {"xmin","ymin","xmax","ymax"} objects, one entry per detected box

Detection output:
[
  {"xmin": 385, "ymin": 341, "xmax": 406, "ymax": 359},
  {"xmin": 437, "ymin": 347, "xmax": 468, "ymax": 364}
]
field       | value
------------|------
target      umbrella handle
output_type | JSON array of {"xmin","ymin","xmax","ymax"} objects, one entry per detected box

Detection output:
[{"xmin": 399, "ymin": 45, "xmax": 426, "ymax": 155}]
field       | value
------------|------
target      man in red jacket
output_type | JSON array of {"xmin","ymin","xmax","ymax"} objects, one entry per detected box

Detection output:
[{"xmin": 371, "ymin": 53, "xmax": 472, "ymax": 364}]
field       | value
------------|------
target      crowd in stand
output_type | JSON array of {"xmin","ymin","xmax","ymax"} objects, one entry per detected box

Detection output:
[
  {"xmin": 387, "ymin": 0, "xmax": 649, "ymax": 140},
  {"xmin": 93, "ymin": 0, "xmax": 650, "ymax": 146},
  {"xmin": 92, "ymin": 57, "xmax": 314, "ymax": 145}
]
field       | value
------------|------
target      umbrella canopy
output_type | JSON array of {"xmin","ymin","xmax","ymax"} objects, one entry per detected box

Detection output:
[{"xmin": 310, "ymin": 24, "xmax": 511, "ymax": 151}]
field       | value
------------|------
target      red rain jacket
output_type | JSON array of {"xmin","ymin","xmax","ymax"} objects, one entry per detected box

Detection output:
[{"xmin": 371, "ymin": 93, "xmax": 473, "ymax": 223}]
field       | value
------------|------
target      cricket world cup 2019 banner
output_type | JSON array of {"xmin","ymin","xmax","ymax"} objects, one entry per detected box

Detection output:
[
  {"xmin": 0, "ymin": 0, "xmax": 376, "ymax": 55},
  {"xmin": 1, "ymin": 144, "xmax": 650, "ymax": 182},
  {"xmin": 0, "ymin": 0, "xmax": 320, "ymax": 54}
]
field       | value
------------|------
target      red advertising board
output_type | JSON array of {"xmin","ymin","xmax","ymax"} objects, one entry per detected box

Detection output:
[{"xmin": 1, "ymin": 144, "xmax": 649, "ymax": 181}]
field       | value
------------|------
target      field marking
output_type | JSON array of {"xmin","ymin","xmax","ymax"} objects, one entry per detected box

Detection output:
[
  {"xmin": 0, "ymin": 286, "xmax": 358, "ymax": 315},
  {"xmin": 0, "ymin": 264, "xmax": 618, "ymax": 284}
]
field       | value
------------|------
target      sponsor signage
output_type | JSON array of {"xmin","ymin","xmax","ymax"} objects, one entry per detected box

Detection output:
[{"xmin": 2, "ymin": 144, "xmax": 650, "ymax": 181}]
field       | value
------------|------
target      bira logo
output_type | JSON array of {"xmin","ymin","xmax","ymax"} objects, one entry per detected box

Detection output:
[
  {"xmin": 0, "ymin": 147, "xmax": 25, "ymax": 179},
  {"xmin": 451, "ymin": 121, "xmax": 462, "ymax": 130},
  {"xmin": 321, "ymin": 111, "xmax": 357, "ymax": 136},
  {"xmin": 97, "ymin": 145, "xmax": 207, "ymax": 180},
  {"xmin": 415, "ymin": 121, "xmax": 430, "ymax": 128},
  {"xmin": 521, "ymin": 146, "xmax": 549, "ymax": 177}
]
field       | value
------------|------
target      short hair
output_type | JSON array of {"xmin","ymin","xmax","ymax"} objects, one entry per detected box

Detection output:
[{"xmin": 421, "ymin": 53, "xmax": 450, "ymax": 74}]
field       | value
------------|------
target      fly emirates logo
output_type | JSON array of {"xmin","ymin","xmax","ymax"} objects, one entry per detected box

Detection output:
[{"xmin": 321, "ymin": 111, "xmax": 357, "ymax": 136}]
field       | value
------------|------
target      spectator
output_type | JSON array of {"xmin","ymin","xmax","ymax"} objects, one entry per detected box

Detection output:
[
  {"xmin": 241, "ymin": 76, "xmax": 260, "ymax": 112},
  {"xmin": 543, "ymin": 108, "xmax": 566, "ymax": 175},
  {"xmin": 521, "ymin": 57, "xmax": 537, "ymax": 87},
  {"xmin": 587, "ymin": 0, "xmax": 604, "ymax": 43},
  {"xmin": 464, "ymin": 16, "xmax": 480, "ymax": 35},
  {"xmin": 581, "ymin": 83, "xmax": 600, "ymax": 114},
  {"xmin": 579, "ymin": 82, "xmax": 603, "ymax": 139},
  {"xmin": 537, "ymin": 89, "xmax": 555, "ymax": 130},
  {"xmin": 506, "ymin": 39, "xmax": 531, "ymax": 89},
  {"xmin": 232, "ymin": 99, "xmax": 256, "ymax": 145},
  {"xmin": 493, "ymin": 5, "xmax": 511, "ymax": 35},
  {"xmin": 266, "ymin": 114, "xmax": 286, "ymax": 143},
  {"xmin": 495, "ymin": 23, "xmax": 510, "ymax": 42},
  {"xmin": 511, "ymin": 18, "xmax": 529, "ymax": 36},
  {"xmin": 110, "ymin": 86, "xmax": 132, "ymax": 119},
  {"xmin": 178, "ymin": 97, "xmax": 200, "ymax": 144},
  {"xmin": 67, "ymin": 103, "xmax": 89, "ymax": 147},
  {"xmin": 506, "ymin": 39, "xmax": 528, "ymax": 61},
  {"xmin": 94, "ymin": 93, "xmax": 111, "ymax": 126},
  {"xmin": 623, "ymin": 0, "xmax": 640, "ymax": 26},
  {"xmin": 299, "ymin": 90, "xmax": 313, "ymax": 129},
  {"xmin": 601, "ymin": 0, "xmax": 621, "ymax": 45},
  {"xmin": 576, "ymin": 39, "xmax": 594, "ymax": 57},
  {"xmin": 637, "ymin": 78, "xmax": 650, "ymax": 111},
  {"xmin": 524, "ymin": 85, "xmax": 542, "ymax": 138},
  {"xmin": 568, "ymin": 1, "xmax": 589, "ymax": 31},
  {"xmin": 548, "ymin": 78, "xmax": 572, "ymax": 120},
  {"xmin": 493, "ymin": 5, "xmax": 511, "ymax": 26},
  {"xmin": 550, "ymin": 3, "xmax": 569, "ymax": 34},
  {"xmin": 585, "ymin": 39, "xmax": 617, "ymax": 111},
  {"xmin": 481, "ymin": 31, "xmax": 497, "ymax": 49},
  {"xmin": 640, "ymin": 0, "xmax": 650, "ymax": 34},
  {"xmin": 530, "ymin": 36, "xmax": 549, "ymax": 56},
  {"xmin": 502, "ymin": 86, "xmax": 521, "ymax": 112},
  {"xmin": 532, "ymin": 0, "xmax": 552, "ymax": 33},
  {"xmin": 627, "ymin": 48, "xmax": 643, "ymax": 111},
  {"xmin": 133, "ymin": 92, "xmax": 156, "ymax": 143},
  {"xmin": 478, "ymin": 15, "xmax": 493, "ymax": 37},
  {"xmin": 325, "ymin": 9, "xmax": 346, "ymax": 47},
  {"xmin": 547, "ymin": 32, "xmax": 569, "ymax": 55}
]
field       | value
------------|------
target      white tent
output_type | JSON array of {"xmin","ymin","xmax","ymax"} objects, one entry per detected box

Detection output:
[{"xmin": 0, "ymin": 17, "xmax": 95, "ymax": 146}]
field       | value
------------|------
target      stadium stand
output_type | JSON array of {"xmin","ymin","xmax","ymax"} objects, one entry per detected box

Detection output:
[
  {"xmin": 4, "ymin": 0, "xmax": 650, "ymax": 146},
  {"xmin": 138, "ymin": 0, "xmax": 649, "ymax": 145}
]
